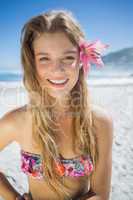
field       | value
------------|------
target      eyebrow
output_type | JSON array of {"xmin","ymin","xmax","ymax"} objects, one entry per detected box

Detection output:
[{"xmin": 35, "ymin": 50, "xmax": 77, "ymax": 56}]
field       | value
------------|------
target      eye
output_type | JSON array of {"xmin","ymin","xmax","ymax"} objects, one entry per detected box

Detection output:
[
  {"xmin": 39, "ymin": 57, "xmax": 50, "ymax": 61},
  {"xmin": 62, "ymin": 56, "xmax": 75, "ymax": 64},
  {"xmin": 65, "ymin": 56, "xmax": 75, "ymax": 60}
]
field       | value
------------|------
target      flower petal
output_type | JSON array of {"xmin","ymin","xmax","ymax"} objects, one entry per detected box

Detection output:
[{"xmin": 79, "ymin": 39, "xmax": 109, "ymax": 76}]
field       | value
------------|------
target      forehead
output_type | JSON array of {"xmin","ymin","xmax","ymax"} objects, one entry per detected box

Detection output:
[{"xmin": 33, "ymin": 32, "xmax": 78, "ymax": 55}]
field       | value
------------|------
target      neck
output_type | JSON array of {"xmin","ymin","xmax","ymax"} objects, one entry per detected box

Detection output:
[
  {"xmin": 52, "ymin": 95, "xmax": 72, "ymax": 116},
  {"xmin": 52, "ymin": 106, "xmax": 72, "ymax": 120}
]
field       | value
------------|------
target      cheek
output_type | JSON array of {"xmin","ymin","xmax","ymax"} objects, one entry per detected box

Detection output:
[
  {"xmin": 68, "ymin": 66, "xmax": 80, "ymax": 85},
  {"xmin": 69, "ymin": 60, "xmax": 78, "ymax": 69},
  {"xmin": 36, "ymin": 63, "xmax": 47, "ymax": 79}
]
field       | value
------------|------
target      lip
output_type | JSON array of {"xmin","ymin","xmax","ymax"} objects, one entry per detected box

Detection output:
[
  {"xmin": 48, "ymin": 77, "xmax": 67, "ymax": 80},
  {"xmin": 47, "ymin": 78, "xmax": 69, "ymax": 88}
]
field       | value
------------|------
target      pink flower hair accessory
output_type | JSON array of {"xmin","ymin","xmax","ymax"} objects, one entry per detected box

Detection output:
[{"xmin": 79, "ymin": 39, "xmax": 109, "ymax": 76}]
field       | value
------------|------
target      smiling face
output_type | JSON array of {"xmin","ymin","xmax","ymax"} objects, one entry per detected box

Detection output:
[{"xmin": 33, "ymin": 32, "xmax": 81, "ymax": 104}]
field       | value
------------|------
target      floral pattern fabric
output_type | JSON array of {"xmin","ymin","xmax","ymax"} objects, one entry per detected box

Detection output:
[{"xmin": 21, "ymin": 150, "xmax": 93, "ymax": 180}]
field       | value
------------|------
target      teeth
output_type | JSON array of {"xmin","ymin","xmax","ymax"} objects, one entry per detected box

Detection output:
[{"xmin": 48, "ymin": 79, "xmax": 67, "ymax": 84}]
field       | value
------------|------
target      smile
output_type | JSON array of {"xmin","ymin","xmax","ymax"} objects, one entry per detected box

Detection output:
[{"xmin": 47, "ymin": 78, "xmax": 69, "ymax": 88}]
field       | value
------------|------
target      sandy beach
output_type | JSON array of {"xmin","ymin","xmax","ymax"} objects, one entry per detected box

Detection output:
[{"xmin": 0, "ymin": 78, "xmax": 133, "ymax": 200}]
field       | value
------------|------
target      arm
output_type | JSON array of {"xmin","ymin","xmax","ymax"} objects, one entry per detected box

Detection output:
[
  {"xmin": 80, "ymin": 106, "xmax": 113, "ymax": 200},
  {"xmin": 0, "ymin": 109, "xmax": 32, "ymax": 200},
  {"xmin": 0, "ymin": 172, "xmax": 20, "ymax": 199},
  {"xmin": 0, "ymin": 111, "xmax": 22, "ymax": 199},
  {"xmin": 88, "ymin": 107, "xmax": 113, "ymax": 200}
]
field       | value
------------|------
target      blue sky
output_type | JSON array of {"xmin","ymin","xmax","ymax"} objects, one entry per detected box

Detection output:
[{"xmin": 0, "ymin": 0, "xmax": 133, "ymax": 71}]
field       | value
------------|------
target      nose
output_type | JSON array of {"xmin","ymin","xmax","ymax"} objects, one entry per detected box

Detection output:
[{"xmin": 51, "ymin": 60, "xmax": 65, "ymax": 72}]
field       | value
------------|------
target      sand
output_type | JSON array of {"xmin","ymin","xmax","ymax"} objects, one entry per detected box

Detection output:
[{"xmin": 0, "ymin": 78, "xmax": 133, "ymax": 200}]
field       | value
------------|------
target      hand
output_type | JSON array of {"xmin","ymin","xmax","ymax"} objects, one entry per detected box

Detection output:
[
  {"xmin": 77, "ymin": 190, "xmax": 97, "ymax": 200},
  {"xmin": 16, "ymin": 193, "xmax": 33, "ymax": 200}
]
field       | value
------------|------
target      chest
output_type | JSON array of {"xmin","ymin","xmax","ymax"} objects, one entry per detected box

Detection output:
[
  {"xmin": 28, "ymin": 176, "xmax": 89, "ymax": 200},
  {"xmin": 21, "ymin": 114, "xmax": 81, "ymax": 158},
  {"xmin": 19, "ymin": 115, "xmax": 91, "ymax": 199}
]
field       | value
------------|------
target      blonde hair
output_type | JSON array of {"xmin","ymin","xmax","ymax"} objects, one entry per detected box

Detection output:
[{"xmin": 20, "ymin": 9, "xmax": 98, "ymax": 199}]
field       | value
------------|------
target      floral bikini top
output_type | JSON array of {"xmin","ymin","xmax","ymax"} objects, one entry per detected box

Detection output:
[{"xmin": 21, "ymin": 150, "xmax": 93, "ymax": 180}]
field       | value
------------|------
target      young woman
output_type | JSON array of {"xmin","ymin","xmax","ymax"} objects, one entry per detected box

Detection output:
[{"xmin": 0, "ymin": 10, "xmax": 113, "ymax": 200}]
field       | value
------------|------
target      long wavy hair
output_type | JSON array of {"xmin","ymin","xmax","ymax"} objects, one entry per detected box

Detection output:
[{"xmin": 20, "ymin": 9, "xmax": 98, "ymax": 199}]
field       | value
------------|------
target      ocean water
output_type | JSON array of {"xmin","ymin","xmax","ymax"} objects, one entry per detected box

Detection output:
[
  {"xmin": 0, "ymin": 71, "xmax": 133, "ymax": 84},
  {"xmin": 0, "ymin": 72, "xmax": 22, "ymax": 81}
]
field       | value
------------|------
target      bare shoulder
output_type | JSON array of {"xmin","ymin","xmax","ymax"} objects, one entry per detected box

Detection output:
[
  {"xmin": 0, "ymin": 104, "xmax": 30, "ymax": 150},
  {"xmin": 89, "ymin": 105, "xmax": 113, "ymax": 197},
  {"xmin": 91, "ymin": 104, "xmax": 114, "ymax": 141}
]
